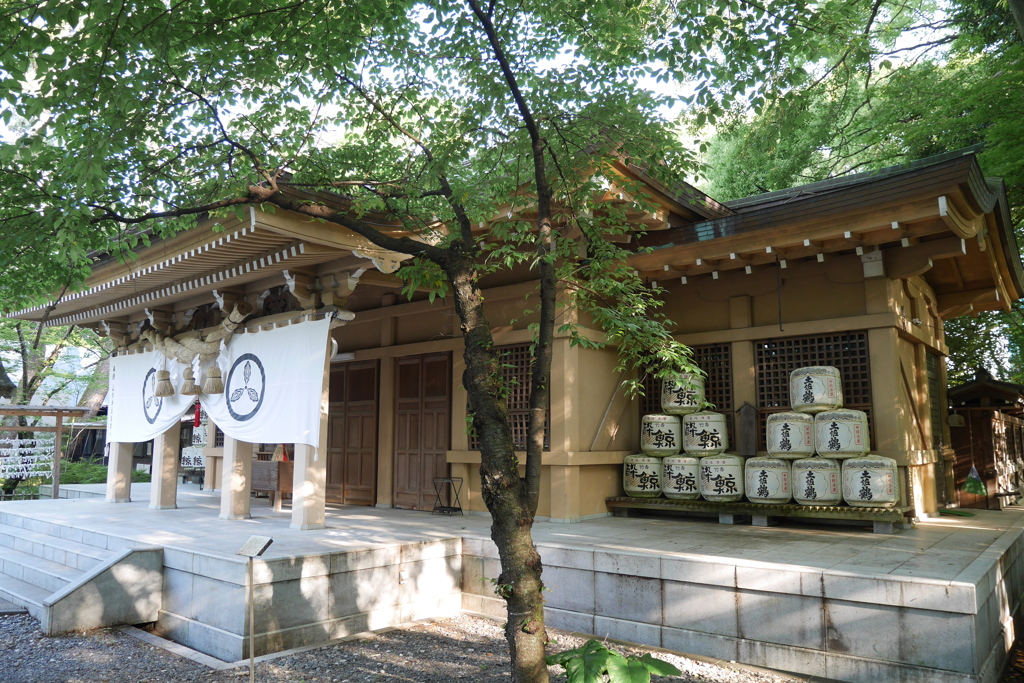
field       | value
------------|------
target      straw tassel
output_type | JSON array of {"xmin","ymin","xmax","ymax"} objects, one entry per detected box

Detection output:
[
  {"xmin": 180, "ymin": 367, "xmax": 201, "ymax": 396},
  {"xmin": 202, "ymin": 365, "xmax": 224, "ymax": 394},
  {"xmin": 154, "ymin": 370, "xmax": 175, "ymax": 397}
]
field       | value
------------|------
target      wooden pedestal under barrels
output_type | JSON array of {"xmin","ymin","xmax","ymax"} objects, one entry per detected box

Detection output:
[
  {"xmin": 792, "ymin": 457, "xmax": 842, "ymax": 506},
  {"xmin": 623, "ymin": 454, "xmax": 662, "ymax": 498},
  {"xmin": 790, "ymin": 366, "xmax": 843, "ymax": 414},
  {"xmin": 661, "ymin": 373, "xmax": 704, "ymax": 416},
  {"xmin": 765, "ymin": 412, "xmax": 814, "ymax": 459},
  {"xmin": 744, "ymin": 456, "xmax": 792, "ymax": 504}
]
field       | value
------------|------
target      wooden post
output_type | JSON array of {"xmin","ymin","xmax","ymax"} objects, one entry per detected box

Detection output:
[{"xmin": 51, "ymin": 413, "xmax": 64, "ymax": 500}]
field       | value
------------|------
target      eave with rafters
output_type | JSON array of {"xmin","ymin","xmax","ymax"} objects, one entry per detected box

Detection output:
[
  {"xmin": 629, "ymin": 152, "xmax": 1024, "ymax": 321},
  {"xmin": 5, "ymin": 193, "xmax": 417, "ymax": 336}
]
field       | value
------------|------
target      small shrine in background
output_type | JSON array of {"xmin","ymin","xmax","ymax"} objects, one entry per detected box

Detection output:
[{"xmin": 948, "ymin": 369, "xmax": 1024, "ymax": 509}]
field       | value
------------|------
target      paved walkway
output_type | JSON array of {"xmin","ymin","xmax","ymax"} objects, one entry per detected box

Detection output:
[{"xmin": 5, "ymin": 484, "xmax": 1022, "ymax": 584}]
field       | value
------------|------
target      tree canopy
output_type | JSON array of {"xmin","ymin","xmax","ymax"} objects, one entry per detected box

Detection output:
[{"xmin": 695, "ymin": 0, "xmax": 1024, "ymax": 385}]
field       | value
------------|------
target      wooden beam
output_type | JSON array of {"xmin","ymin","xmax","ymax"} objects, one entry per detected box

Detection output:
[
  {"xmin": 937, "ymin": 289, "xmax": 1000, "ymax": 317},
  {"xmin": 883, "ymin": 236, "xmax": 966, "ymax": 279},
  {"xmin": 938, "ymin": 196, "xmax": 981, "ymax": 239}
]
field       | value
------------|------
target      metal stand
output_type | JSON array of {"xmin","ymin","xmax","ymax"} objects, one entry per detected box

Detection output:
[{"xmin": 432, "ymin": 477, "xmax": 464, "ymax": 515}]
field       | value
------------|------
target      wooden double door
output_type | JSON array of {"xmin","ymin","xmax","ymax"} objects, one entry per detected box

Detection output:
[
  {"xmin": 327, "ymin": 360, "xmax": 379, "ymax": 506},
  {"xmin": 394, "ymin": 353, "xmax": 451, "ymax": 510},
  {"xmin": 326, "ymin": 353, "xmax": 451, "ymax": 510}
]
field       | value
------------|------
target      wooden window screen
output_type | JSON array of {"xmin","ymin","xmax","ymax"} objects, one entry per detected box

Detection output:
[
  {"xmin": 214, "ymin": 427, "xmax": 224, "ymax": 448},
  {"xmin": 468, "ymin": 343, "xmax": 549, "ymax": 450},
  {"xmin": 640, "ymin": 343, "xmax": 734, "ymax": 445},
  {"xmin": 754, "ymin": 331, "xmax": 873, "ymax": 449}
]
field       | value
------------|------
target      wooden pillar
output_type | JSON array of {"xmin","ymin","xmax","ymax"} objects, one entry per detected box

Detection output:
[
  {"xmin": 375, "ymin": 301, "xmax": 397, "ymax": 508},
  {"xmin": 219, "ymin": 435, "xmax": 253, "ymax": 520},
  {"xmin": 291, "ymin": 337, "xmax": 331, "ymax": 530},
  {"xmin": 549, "ymin": 465, "xmax": 580, "ymax": 521},
  {"xmin": 149, "ymin": 422, "xmax": 180, "ymax": 510},
  {"xmin": 105, "ymin": 441, "xmax": 134, "ymax": 503}
]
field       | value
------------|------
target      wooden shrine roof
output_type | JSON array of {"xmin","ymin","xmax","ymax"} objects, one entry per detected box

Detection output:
[
  {"xmin": 5, "ymin": 191, "xmax": 414, "ymax": 330},
  {"xmin": 630, "ymin": 151, "xmax": 1024, "ymax": 319}
]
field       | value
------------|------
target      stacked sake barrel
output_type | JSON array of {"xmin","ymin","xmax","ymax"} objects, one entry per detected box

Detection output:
[
  {"xmin": 750, "ymin": 366, "xmax": 898, "ymax": 507},
  {"xmin": 624, "ymin": 373, "xmax": 743, "ymax": 503}
]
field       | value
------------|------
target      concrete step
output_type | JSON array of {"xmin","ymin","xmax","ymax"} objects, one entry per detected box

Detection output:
[
  {"xmin": 0, "ymin": 572, "xmax": 49, "ymax": 621},
  {"xmin": 0, "ymin": 524, "xmax": 112, "ymax": 572},
  {"xmin": 0, "ymin": 545, "xmax": 84, "ymax": 593},
  {"xmin": 0, "ymin": 511, "xmax": 118, "ymax": 552}
]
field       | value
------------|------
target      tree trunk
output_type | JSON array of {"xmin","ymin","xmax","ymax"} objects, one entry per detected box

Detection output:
[
  {"xmin": 445, "ymin": 252, "xmax": 550, "ymax": 683},
  {"xmin": 79, "ymin": 356, "xmax": 110, "ymax": 418},
  {"xmin": 1010, "ymin": 0, "xmax": 1024, "ymax": 44}
]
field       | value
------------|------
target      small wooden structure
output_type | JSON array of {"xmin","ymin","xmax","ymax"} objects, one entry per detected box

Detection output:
[
  {"xmin": 0, "ymin": 405, "xmax": 92, "ymax": 499},
  {"xmin": 251, "ymin": 460, "xmax": 294, "ymax": 511},
  {"xmin": 948, "ymin": 369, "xmax": 1024, "ymax": 509}
]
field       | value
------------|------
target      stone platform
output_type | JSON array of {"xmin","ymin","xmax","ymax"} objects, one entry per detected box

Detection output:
[{"xmin": 1, "ymin": 486, "xmax": 1022, "ymax": 682}]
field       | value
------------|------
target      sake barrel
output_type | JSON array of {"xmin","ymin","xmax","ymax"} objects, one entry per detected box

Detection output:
[
  {"xmin": 662, "ymin": 455, "xmax": 701, "ymax": 500},
  {"xmin": 661, "ymin": 373, "xmax": 704, "ymax": 416},
  {"xmin": 682, "ymin": 411, "xmax": 728, "ymax": 456},
  {"xmin": 814, "ymin": 409, "xmax": 869, "ymax": 459},
  {"xmin": 623, "ymin": 454, "xmax": 663, "ymax": 498},
  {"xmin": 790, "ymin": 366, "xmax": 843, "ymax": 414},
  {"xmin": 765, "ymin": 412, "xmax": 815, "ymax": 459},
  {"xmin": 842, "ymin": 455, "xmax": 899, "ymax": 507},
  {"xmin": 700, "ymin": 454, "xmax": 745, "ymax": 502},
  {"xmin": 792, "ymin": 457, "xmax": 842, "ymax": 506},
  {"xmin": 744, "ymin": 456, "xmax": 792, "ymax": 504},
  {"xmin": 640, "ymin": 414, "xmax": 682, "ymax": 456}
]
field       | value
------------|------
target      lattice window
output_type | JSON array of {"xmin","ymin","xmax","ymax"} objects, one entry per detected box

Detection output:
[
  {"xmin": 640, "ymin": 343, "xmax": 734, "ymax": 446},
  {"xmin": 754, "ymin": 331, "xmax": 873, "ymax": 449},
  {"xmin": 468, "ymin": 343, "xmax": 549, "ymax": 450},
  {"xmin": 214, "ymin": 427, "xmax": 224, "ymax": 448}
]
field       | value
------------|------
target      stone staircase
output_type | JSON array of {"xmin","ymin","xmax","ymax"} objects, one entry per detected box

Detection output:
[{"xmin": 0, "ymin": 509, "xmax": 163, "ymax": 633}]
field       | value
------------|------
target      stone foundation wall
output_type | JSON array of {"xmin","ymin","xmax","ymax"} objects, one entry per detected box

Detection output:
[
  {"xmin": 462, "ymin": 532, "xmax": 1024, "ymax": 683},
  {"xmin": 155, "ymin": 539, "xmax": 462, "ymax": 661}
]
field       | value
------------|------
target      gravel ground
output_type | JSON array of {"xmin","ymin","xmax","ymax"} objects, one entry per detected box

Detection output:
[{"xmin": 0, "ymin": 611, "xmax": 808, "ymax": 683}]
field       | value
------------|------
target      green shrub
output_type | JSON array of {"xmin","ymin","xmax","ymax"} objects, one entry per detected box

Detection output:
[{"xmin": 547, "ymin": 640, "xmax": 681, "ymax": 683}]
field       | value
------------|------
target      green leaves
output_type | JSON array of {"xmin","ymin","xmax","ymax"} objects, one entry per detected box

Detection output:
[{"xmin": 546, "ymin": 639, "xmax": 682, "ymax": 683}]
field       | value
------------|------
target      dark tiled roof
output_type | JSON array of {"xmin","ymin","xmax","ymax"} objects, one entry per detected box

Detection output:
[{"xmin": 723, "ymin": 146, "xmax": 985, "ymax": 212}]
